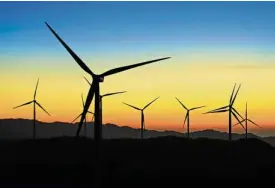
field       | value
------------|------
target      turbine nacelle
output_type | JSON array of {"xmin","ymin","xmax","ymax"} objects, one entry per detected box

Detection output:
[{"xmin": 94, "ymin": 75, "xmax": 104, "ymax": 82}]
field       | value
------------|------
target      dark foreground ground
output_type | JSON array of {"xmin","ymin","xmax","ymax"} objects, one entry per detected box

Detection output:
[{"xmin": 0, "ymin": 136, "xmax": 275, "ymax": 186}]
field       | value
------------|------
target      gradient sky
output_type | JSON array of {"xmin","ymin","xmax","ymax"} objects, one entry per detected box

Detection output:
[{"xmin": 1, "ymin": 1, "xmax": 275, "ymax": 136}]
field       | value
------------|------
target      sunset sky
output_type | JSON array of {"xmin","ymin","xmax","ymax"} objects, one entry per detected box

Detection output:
[{"xmin": 1, "ymin": 1, "xmax": 275, "ymax": 136}]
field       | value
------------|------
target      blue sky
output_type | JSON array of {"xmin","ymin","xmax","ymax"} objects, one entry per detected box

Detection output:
[
  {"xmin": 2, "ymin": 1, "xmax": 275, "ymax": 57},
  {"xmin": 1, "ymin": 1, "xmax": 275, "ymax": 71}
]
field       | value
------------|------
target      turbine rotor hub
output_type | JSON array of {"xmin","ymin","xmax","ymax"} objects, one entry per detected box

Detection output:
[
  {"xmin": 99, "ymin": 77, "xmax": 104, "ymax": 82},
  {"xmin": 95, "ymin": 75, "xmax": 104, "ymax": 82}
]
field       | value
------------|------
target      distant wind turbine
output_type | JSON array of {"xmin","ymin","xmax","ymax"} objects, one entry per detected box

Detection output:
[
  {"xmin": 233, "ymin": 102, "xmax": 261, "ymax": 140},
  {"xmin": 175, "ymin": 97, "xmax": 205, "ymax": 138},
  {"xmin": 123, "ymin": 97, "xmax": 159, "ymax": 139},
  {"xmin": 203, "ymin": 84, "xmax": 244, "ymax": 141},
  {"xmin": 84, "ymin": 76, "xmax": 126, "ymax": 127},
  {"xmin": 72, "ymin": 94, "xmax": 94, "ymax": 137},
  {"xmin": 13, "ymin": 78, "xmax": 50, "ymax": 139}
]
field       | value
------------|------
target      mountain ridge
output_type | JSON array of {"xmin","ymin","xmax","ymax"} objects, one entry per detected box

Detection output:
[{"xmin": 1, "ymin": 118, "xmax": 275, "ymax": 146}]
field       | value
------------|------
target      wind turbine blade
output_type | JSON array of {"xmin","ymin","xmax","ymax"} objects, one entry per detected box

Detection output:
[
  {"xmin": 232, "ymin": 111, "xmax": 245, "ymax": 130},
  {"xmin": 76, "ymin": 81, "xmax": 96, "ymax": 136},
  {"xmin": 232, "ymin": 119, "xmax": 245, "ymax": 128},
  {"xmin": 36, "ymin": 102, "xmax": 51, "ymax": 116},
  {"xmin": 88, "ymin": 111, "xmax": 94, "ymax": 115},
  {"xmin": 71, "ymin": 113, "xmax": 82, "ymax": 123},
  {"xmin": 175, "ymin": 97, "xmax": 188, "ymax": 110},
  {"xmin": 34, "ymin": 78, "xmax": 39, "ymax": 100},
  {"xmin": 102, "ymin": 91, "xmax": 127, "ymax": 97},
  {"xmin": 203, "ymin": 105, "xmax": 229, "ymax": 114},
  {"xmin": 13, "ymin": 101, "xmax": 33, "ymax": 109},
  {"xmin": 231, "ymin": 84, "xmax": 241, "ymax": 105},
  {"xmin": 229, "ymin": 83, "xmax": 236, "ymax": 104},
  {"xmin": 183, "ymin": 113, "xmax": 188, "ymax": 129},
  {"xmin": 100, "ymin": 57, "xmax": 171, "ymax": 77},
  {"xmin": 81, "ymin": 94, "xmax": 85, "ymax": 108},
  {"xmin": 232, "ymin": 107, "xmax": 244, "ymax": 120},
  {"xmin": 45, "ymin": 22, "xmax": 95, "ymax": 77},
  {"xmin": 207, "ymin": 105, "xmax": 229, "ymax": 112},
  {"xmin": 123, "ymin": 102, "xmax": 141, "ymax": 111},
  {"xmin": 84, "ymin": 76, "xmax": 92, "ymax": 85},
  {"xmin": 190, "ymin": 106, "xmax": 206, "ymax": 111},
  {"xmin": 248, "ymin": 119, "xmax": 261, "ymax": 128},
  {"xmin": 143, "ymin": 97, "xmax": 160, "ymax": 110},
  {"xmin": 204, "ymin": 109, "xmax": 228, "ymax": 114}
]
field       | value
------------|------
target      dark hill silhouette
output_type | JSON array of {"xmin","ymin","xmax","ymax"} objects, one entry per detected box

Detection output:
[
  {"xmin": 0, "ymin": 136, "xmax": 275, "ymax": 186},
  {"xmin": 1, "ymin": 118, "xmax": 275, "ymax": 146}
]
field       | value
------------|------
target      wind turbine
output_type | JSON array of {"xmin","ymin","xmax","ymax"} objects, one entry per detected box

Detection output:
[
  {"xmin": 204, "ymin": 84, "xmax": 244, "ymax": 141},
  {"xmin": 13, "ymin": 78, "xmax": 51, "ymax": 139},
  {"xmin": 123, "ymin": 97, "xmax": 159, "ymax": 139},
  {"xmin": 175, "ymin": 97, "xmax": 205, "ymax": 138},
  {"xmin": 83, "ymin": 76, "xmax": 126, "ymax": 128},
  {"xmin": 45, "ymin": 22, "xmax": 169, "ymax": 188},
  {"xmin": 45, "ymin": 22, "xmax": 170, "ymax": 141},
  {"xmin": 71, "ymin": 94, "xmax": 94, "ymax": 137},
  {"xmin": 233, "ymin": 102, "xmax": 261, "ymax": 140}
]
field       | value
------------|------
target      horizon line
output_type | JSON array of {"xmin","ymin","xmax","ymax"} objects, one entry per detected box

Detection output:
[{"xmin": 0, "ymin": 117, "xmax": 272, "ymax": 137}]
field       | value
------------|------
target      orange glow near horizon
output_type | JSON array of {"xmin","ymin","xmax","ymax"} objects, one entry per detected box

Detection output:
[{"xmin": 1, "ymin": 52, "xmax": 275, "ymax": 135}]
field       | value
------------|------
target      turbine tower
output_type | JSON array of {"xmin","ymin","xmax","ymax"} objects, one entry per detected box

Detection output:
[
  {"xmin": 123, "ymin": 97, "xmax": 159, "ymax": 139},
  {"xmin": 84, "ymin": 76, "xmax": 126, "ymax": 128},
  {"xmin": 45, "ymin": 22, "xmax": 169, "ymax": 188},
  {"xmin": 13, "ymin": 78, "xmax": 51, "ymax": 139},
  {"xmin": 204, "ymin": 84, "xmax": 244, "ymax": 141},
  {"xmin": 175, "ymin": 97, "xmax": 205, "ymax": 138},
  {"xmin": 45, "ymin": 22, "xmax": 170, "ymax": 141},
  {"xmin": 233, "ymin": 102, "xmax": 261, "ymax": 140},
  {"xmin": 71, "ymin": 94, "xmax": 94, "ymax": 137}
]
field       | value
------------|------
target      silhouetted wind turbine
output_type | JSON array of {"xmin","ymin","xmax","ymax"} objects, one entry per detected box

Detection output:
[
  {"xmin": 45, "ymin": 22, "xmax": 169, "ymax": 188},
  {"xmin": 71, "ymin": 94, "xmax": 94, "ymax": 137},
  {"xmin": 175, "ymin": 97, "xmax": 205, "ymax": 138},
  {"xmin": 84, "ymin": 76, "xmax": 126, "ymax": 127},
  {"xmin": 45, "ymin": 22, "xmax": 170, "ymax": 141},
  {"xmin": 13, "ymin": 78, "xmax": 50, "ymax": 139},
  {"xmin": 233, "ymin": 102, "xmax": 261, "ymax": 140},
  {"xmin": 204, "ymin": 84, "xmax": 244, "ymax": 141},
  {"xmin": 123, "ymin": 97, "xmax": 159, "ymax": 139}
]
